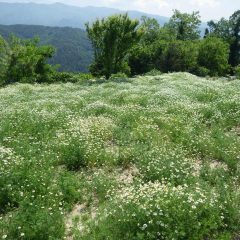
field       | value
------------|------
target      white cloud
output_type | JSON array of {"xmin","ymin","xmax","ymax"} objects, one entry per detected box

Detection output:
[
  {"xmin": 132, "ymin": 0, "xmax": 169, "ymax": 13},
  {"xmin": 190, "ymin": 0, "xmax": 220, "ymax": 7},
  {"xmin": 89, "ymin": 0, "xmax": 169, "ymax": 14}
]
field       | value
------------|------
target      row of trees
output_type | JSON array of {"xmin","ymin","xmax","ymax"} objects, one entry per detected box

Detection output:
[
  {"xmin": 0, "ymin": 9, "xmax": 239, "ymax": 84},
  {"xmin": 86, "ymin": 10, "xmax": 240, "ymax": 78}
]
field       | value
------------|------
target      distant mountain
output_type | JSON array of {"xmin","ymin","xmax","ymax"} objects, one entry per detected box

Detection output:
[
  {"xmin": 0, "ymin": 24, "xmax": 93, "ymax": 72},
  {"xmin": 0, "ymin": 2, "xmax": 170, "ymax": 28}
]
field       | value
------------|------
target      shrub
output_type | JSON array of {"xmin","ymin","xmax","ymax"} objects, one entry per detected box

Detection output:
[
  {"xmin": 6, "ymin": 36, "xmax": 56, "ymax": 84},
  {"xmin": 194, "ymin": 66, "xmax": 210, "ymax": 77},
  {"xmin": 198, "ymin": 37, "xmax": 230, "ymax": 76},
  {"xmin": 143, "ymin": 69, "xmax": 162, "ymax": 76},
  {"xmin": 109, "ymin": 72, "xmax": 128, "ymax": 82},
  {"xmin": 160, "ymin": 40, "xmax": 199, "ymax": 73},
  {"xmin": 234, "ymin": 65, "xmax": 240, "ymax": 79},
  {"xmin": 50, "ymin": 72, "xmax": 93, "ymax": 84},
  {"xmin": 50, "ymin": 71, "xmax": 74, "ymax": 83}
]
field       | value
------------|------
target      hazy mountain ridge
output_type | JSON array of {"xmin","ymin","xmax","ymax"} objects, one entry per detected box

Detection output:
[
  {"xmin": 0, "ymin": 2, "xmax": 170, "ymax": 28},
  {"xmin": 0, "ymin": 24, "xmax": 93, "ymax": 72}
]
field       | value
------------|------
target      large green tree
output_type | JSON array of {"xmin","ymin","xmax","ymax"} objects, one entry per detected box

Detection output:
[
  {"xmin": 139, "ymin": 16, "xmax": 161, "ymax": 44},
  {"xmin": 207, "ymin": 18, "xmax": 231, "ymax": 41},
  {"xmin": 198, "ymin": 37, "xmax": 230, "ymax": 76},
  {"xmin": 160, "ymin": 40, "xmax": 199, "ymax": 73},
  {"xmin": 6, "ymin": 36, "xmax": 56, "ymax": 84},
  {"xmin": 207, "ymin": 11, "xmax": 240, "ymax": 68},
  {"xmin": 86, "ymin": 14, "xmax": 140, "ymax": 79},
  {"xmin": 167, "ymin": 10, "xmax": 201, "ymax": 41}
]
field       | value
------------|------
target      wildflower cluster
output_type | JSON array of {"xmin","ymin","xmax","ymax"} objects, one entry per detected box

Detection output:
[
  {"xmin": 0, "ymin": 73, "xmax": 240, "ymax": 239},
  {"xmin": 89, "ymin": 181, "xmax": 234, "ymax": 240}
]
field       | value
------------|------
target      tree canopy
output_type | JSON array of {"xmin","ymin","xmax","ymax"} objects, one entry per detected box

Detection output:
[
  {"xmin": 167, "ymin": 10, "xmax": 201, "ymax": 41},
  {"xmin": 86, "ymin": 14, "xmax": 140, "ymax": 79}
]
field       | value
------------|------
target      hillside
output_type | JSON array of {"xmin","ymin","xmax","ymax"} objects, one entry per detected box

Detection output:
[
  {"xmin": 0, "ymin": 2, "xmax": 169, "ymax": 28},
  {"xmin": 0, "ymin": 73, "xmax": 240, "ymax": 239},
  {"xmin": 0, "ymin": 24, "xmax": 93, "ymax": 72}
]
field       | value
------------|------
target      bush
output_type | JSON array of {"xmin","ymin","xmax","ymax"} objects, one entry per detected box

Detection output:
[
  {"xmin": 109, "ymin": 72, "xmax": 128, "ymax": 82},
  {"xmin": 143, "ymin": 69, "xmax": 162, "ymax": 76},
  {"xmin": 198, "ymin": 37, "xmax": 230, "ymax": 76},
  {"xmin": 50, "ymin": 72, "xmax": 74, "ymax": 83},
  {"xmin": 234, "ymin": 65, "xmax": 240, "ymax": 79},
  {"xmin": 128, "ymin": 45, "xmax": 154, "ymax": 76},
  {"xmin": 195, "ymin": 66, "xmax": 210, "ymax": 77},
  {"xmin": 5, "ymin": 36, "xmax": 56, "ymax": 84},
  {"xmin": 160, "ymin": 40, "xmax": 199, "ymax": 73},
  {"xmin": 50, "ymin": 72, "xmax": 93, "ymax": 84}
]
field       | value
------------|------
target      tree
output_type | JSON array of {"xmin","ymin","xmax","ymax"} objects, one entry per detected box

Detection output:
[
  {"xmin": 207, "ymin": 18, "xmax": 231, "ymax": 41},
  {"xmin": 128, "ymin": 44, "xmax": 154, "ymax": 75},
  {"xmin": 86, "ymin": 14, "xmax": 140, "ymax": 79},
  {"xmin": 128, "ymin": 17, "xmax": 177, "ymax": 76},
  {"xmin": 198, "ymin": 37, "xmax": 230, "ymax": 76},
  {"xmin": 229, "ymin": 10, "xmax": 240, "ymax": 67},
  {"xmin": 6, "ymin": 36, "xmax": 56, "ymax": 84},
  {"xmin": 160, "ymin": 40, "xmax": 199, "ymax": 73},
  {"xmin": 207, "ymin": 13, "xmax": 240, "ymax": 68},
  {"xmin": 139, "ymin": 16, "xmax": 161, "ymax": 44},
  {"xmin": 204, "ymin": 28, "xmax": 209, "ymax": 38},
  {"xmin": 167, "ymin": 10, "xmax": 201, "ymax": 41},
  {"xmin": 0, "ymin": 35, "xmax": 9, "ymax": 85}
]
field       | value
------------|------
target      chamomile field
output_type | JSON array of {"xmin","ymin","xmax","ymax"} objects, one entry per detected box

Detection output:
[{"xmin": 0, "ymin": 73, "xmax": 240, "ymax": 240}]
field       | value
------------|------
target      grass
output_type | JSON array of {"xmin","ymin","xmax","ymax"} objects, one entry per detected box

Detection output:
[{"xmin": 0, "ymin": 72, "xmax": 240, "ymax": 240}]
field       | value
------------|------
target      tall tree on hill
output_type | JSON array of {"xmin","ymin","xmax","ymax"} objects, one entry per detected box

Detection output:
[
  {"xmin": 167, "ymin": 10, "xmax": 201, "ymax": 40},
  {"xmin": 207, "ymin": 18, "xmax": 231, "ymax": 41},
  {"xmin": 139, "ymin": 16, "xmax": 161, "ymax": 44},
  {"xmin": 207, "ymin": 12, "xmax": 240, "ymax": 67},
  {"xmin": 6, "ymin": 36, "xmax": 56, "ymax": 84},
  {"xmin": 0, "ymin": 35, "xmax": 9, "ymax": 85},
  {"xmin": 86, "ymin": 14, "xmax": 140, "ymax": 79},
  {"xmin": 229, "ymin": 10, "xmax": 240, "ymax": 66},
  {"xmin": 198, "ymin": 37, "xmax": 230, "ymax": 76}
]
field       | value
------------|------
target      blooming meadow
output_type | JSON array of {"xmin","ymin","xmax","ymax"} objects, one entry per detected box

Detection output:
[{"xmin": 0, "ymin": 73, "xmax": 240, "ymax": 239}]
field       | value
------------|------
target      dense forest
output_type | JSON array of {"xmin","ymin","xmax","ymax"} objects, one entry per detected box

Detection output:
[{"xmin": 0, "ymin": 24, "xmax": 93, "ymax": 72}]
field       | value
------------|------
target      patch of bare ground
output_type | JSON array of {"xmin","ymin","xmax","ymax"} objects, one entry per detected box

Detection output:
[
  {"xmin": 209, "ymin": 160, "xmax": 228, "ymax": 171},
  {"xmin": 65, "ymin": 197, "xmax": 99, "ymax": 239},
  {"xmin": 193, "ymin": 158, "xmax": 228, "ymax": 176},
  {"xmin": 230, "ymin": 126, "xmax": 240, "ymax": 136},
  {"xmin": 65, "ymin": 165, "xmax": 139, "ymax": 239},
  {"xmin": 116, "ymin": 165, "xmax": 139, "ymax": 185},
  {"xmin": 193, "ymin": 159, "xmax": 202, "ymax": 176},
  {"xmin": 65, "ymin": 203, "xmax": 86, "ymax": 239}
]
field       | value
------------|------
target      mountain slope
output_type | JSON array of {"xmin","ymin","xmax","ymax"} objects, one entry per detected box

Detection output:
[
  {"xmin": 0, "ymin": 2, "xmax": 169, "ymax": 28},
  {"xmin": 0, "ymin": 24, "xmax": 93, "ymax": 72}
]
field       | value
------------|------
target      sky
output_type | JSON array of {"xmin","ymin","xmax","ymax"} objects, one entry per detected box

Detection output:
[{"xmin": 2, "ymin": 0, "xmax": 239, "ymax": 21}]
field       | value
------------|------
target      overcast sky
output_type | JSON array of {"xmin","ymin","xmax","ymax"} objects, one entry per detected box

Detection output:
[{"xmin": 2, "ymin": 0, "xmax": 239, "ymax": 21}]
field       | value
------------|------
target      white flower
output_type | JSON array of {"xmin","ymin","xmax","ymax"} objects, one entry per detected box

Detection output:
[
  {"xmin": 2, "ymin": 235, "xmax": 7, "ymax": 239},
  {"xmin": 142, "ymin": 224, "xmax": 147, "ymax": 230},
  {"xmin": 20, "ymin": 233, "xmax": 25, "ymax": 237}
]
